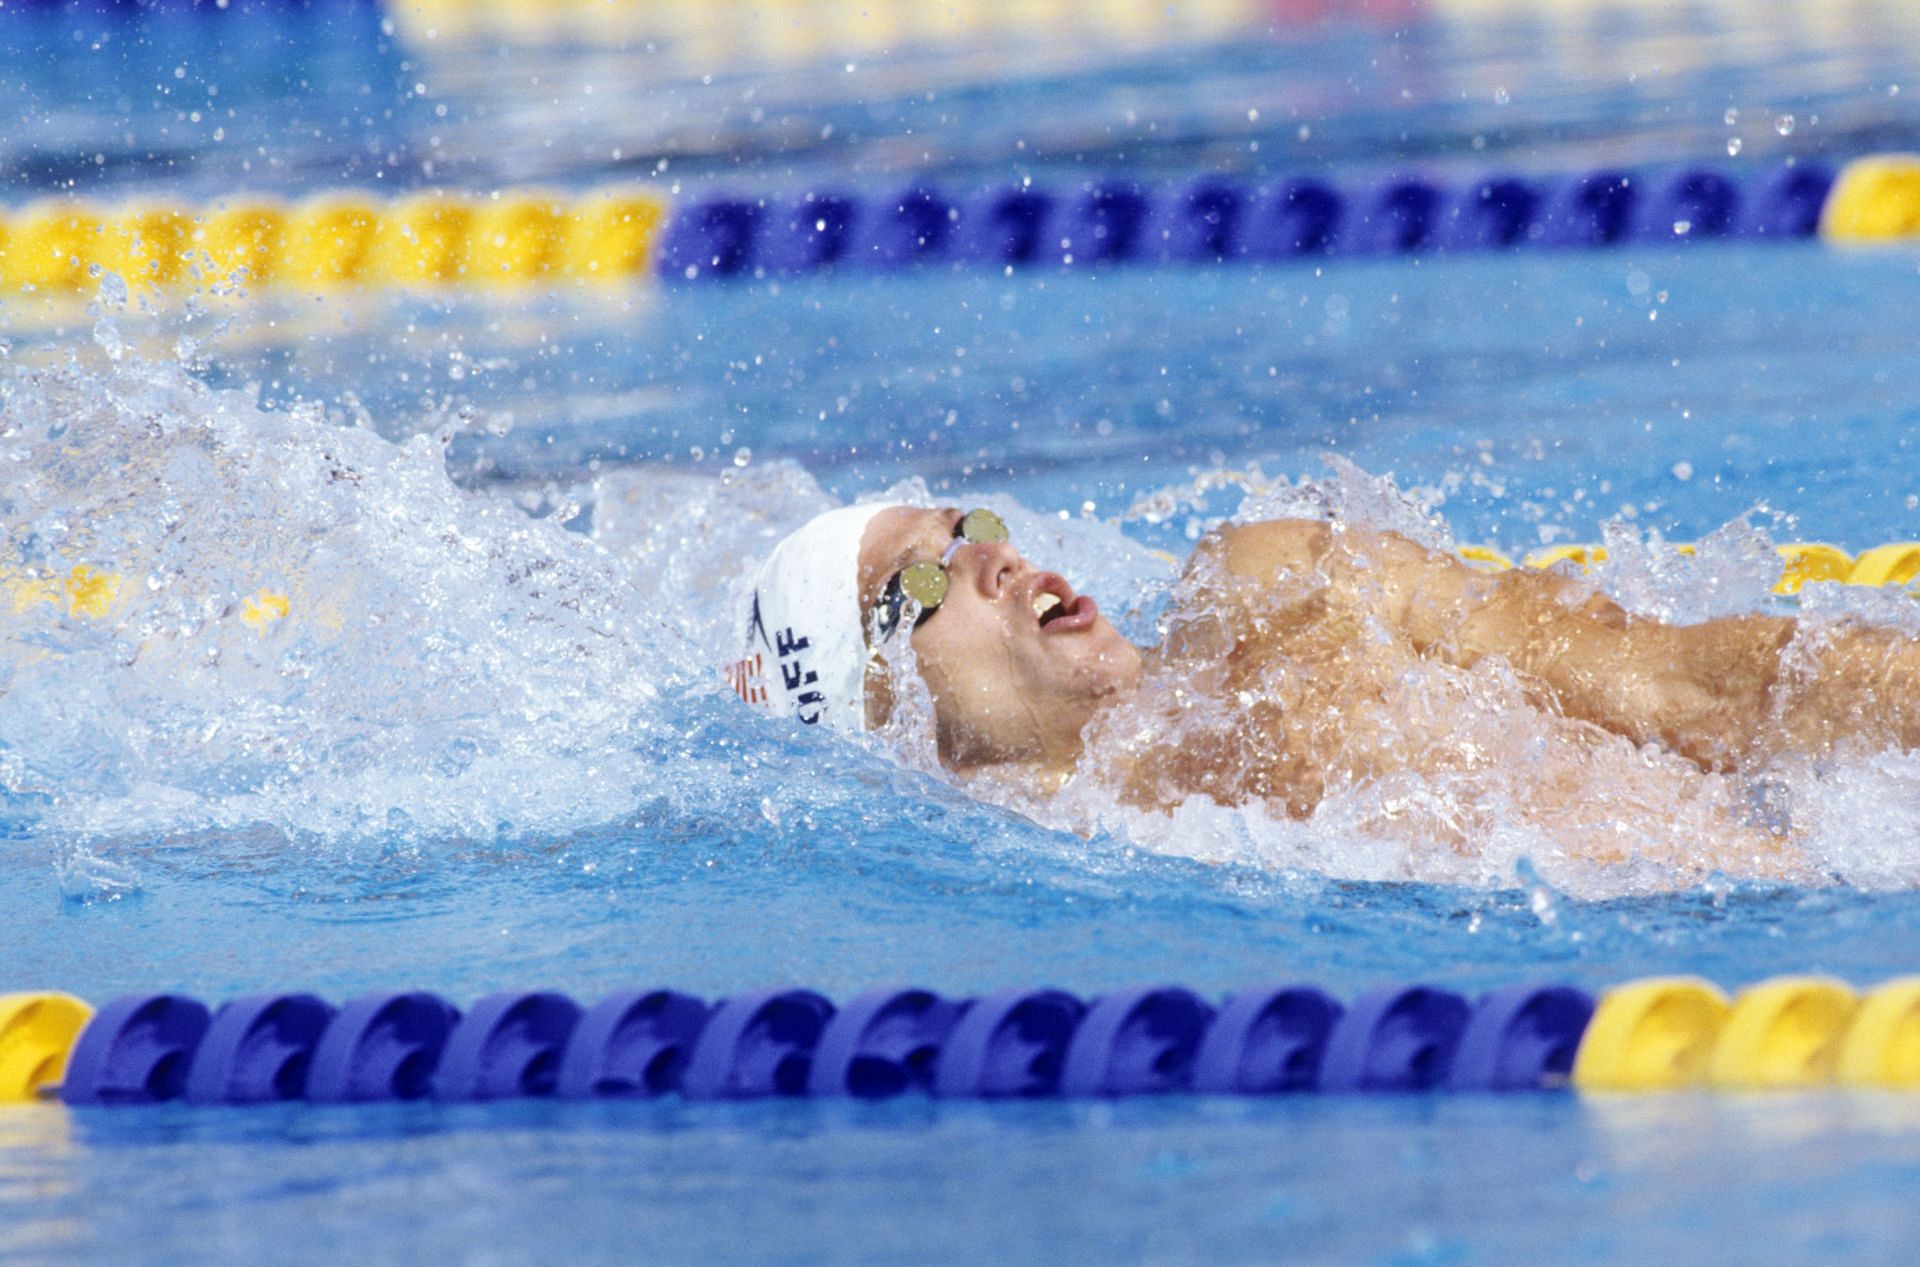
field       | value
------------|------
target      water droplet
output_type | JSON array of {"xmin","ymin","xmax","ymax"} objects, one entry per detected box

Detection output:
[
  {"xmin": 1723, "ymin": 107, "xmax": 1740, "ymax": 125},
  {"xmin": 1726, "ymin": 137, "xmax": 1743, "ymax": 156},
  {"xmin": 1775, "ymin": 114, "xmax": 1796, "ymax": 135}
]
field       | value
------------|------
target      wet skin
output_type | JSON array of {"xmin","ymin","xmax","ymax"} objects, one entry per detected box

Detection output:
[
  {"xmin": 1189, "ymin": 519, "xmax": 1920, "ymax": 775},
  {"xmin": 856, "ymin": 506, "xmax": 1142, "ymax": 775},
  {"xmin": 856, "ymin": 509, "xmax": 1920, "ymax": 836}
]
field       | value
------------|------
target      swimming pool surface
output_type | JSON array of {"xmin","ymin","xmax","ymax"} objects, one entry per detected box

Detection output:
[{"xmin": 6, "ymin": 3, "xmax": 1920, "ymax": 1263}]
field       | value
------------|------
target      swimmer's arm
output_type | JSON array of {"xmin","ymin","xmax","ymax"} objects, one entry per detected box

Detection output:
[
  {"xmin": 1200, "ymin": 519, "xmax": 1780, "ymax": 767},
  {"xmin": 1196, "ymin": 518, "xmax": 1589, "ymax": 642},
  {"xmin": 1365, "ymin": 539, "xmax": 1807, "ymax": 770},
  {"xmin": 1194, "ymin": 519, "xmax": 1333, "ymax": 584}
]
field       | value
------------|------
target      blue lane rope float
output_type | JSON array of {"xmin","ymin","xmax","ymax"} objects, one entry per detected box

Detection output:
[
  {"xmin": 556, "ymin": 988, "xmax": 709, "ymax": 1099},
  {"xmin": 430, "ymin": 990, "xmax": 582, "ymax": 1102},
  {"xmin": 5, "ymin": 156, "xmax": 1920, "ymax": 302},
  {"xmin": 658, "ymin": 162, "xmax": 1841, "ymax": 281},
  {"xmin": 58, "ymin": 994, "xmax": 209, "ymax": 1107},
  {"xmin": 1318, "ymin": 985, "xmax": 1472, "ymax": 1093},
  {"xmin": 1191, "ymin": 985, "xmax": 1342, "ymax": 1094},
  {"xmin": 306, "ymin": 990, "xmax": 460, "ymax": 1104},
  {"xmin": 11, "ymin": 976, "xmax": 1920, "ymax": 1108},
  {"xmin": 183, "ymin": 993, "xmax": 335, "ymax": 1106}
]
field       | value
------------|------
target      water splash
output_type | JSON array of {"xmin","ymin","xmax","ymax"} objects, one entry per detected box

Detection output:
[
  {"xmin": 0, "ymin": 329, "xmax": 710, "ymax": 854},
  {"xmin": 9, "ymin": 345, "xmax": 1920, "ymax": 901},
  {"xmin": 945, "ymin": 463, "xmax": 1920, "ymax": 898}
]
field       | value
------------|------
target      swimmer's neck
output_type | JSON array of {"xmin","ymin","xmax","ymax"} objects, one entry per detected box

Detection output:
[{"xmin": 944, "ymin": 679, "xmax": 1141, "ymax": 792}]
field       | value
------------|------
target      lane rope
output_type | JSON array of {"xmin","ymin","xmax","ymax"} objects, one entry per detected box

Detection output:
[
  {"xmin": 8, "ymin": 974, "xmax": 1920, "ymax": 1106},
  {"xmin": 4, "ymin": 156, "xmax": 1919, "ymax": 300}
]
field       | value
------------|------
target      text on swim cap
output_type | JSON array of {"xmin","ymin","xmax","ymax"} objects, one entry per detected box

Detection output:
[{"xmin": 774, "ymin": 627, "xmax": 826, "ymax": 724}]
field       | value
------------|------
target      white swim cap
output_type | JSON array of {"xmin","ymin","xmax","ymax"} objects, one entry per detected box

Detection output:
[{"xmin": 726, "ymin": 502, "xmax": 901, "ymax": 733}]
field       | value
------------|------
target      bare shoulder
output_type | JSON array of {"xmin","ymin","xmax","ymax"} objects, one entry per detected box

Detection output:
[{"xmin": 1191, "ymin": 518, "xmax": 1333, "ymax": 584}]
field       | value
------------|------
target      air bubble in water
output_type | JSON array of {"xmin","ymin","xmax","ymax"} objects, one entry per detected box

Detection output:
[
  {"xmin": 1727, "ymin": 137, "xmax": 1743, "ymax": 157},
  {"xmin": 1776, "ymin": 114, "xmax": 1796, "ymax": 136},
  {"xmin": 1723, "ymin": 107, "xmax": 1739, "ymax": 125}
]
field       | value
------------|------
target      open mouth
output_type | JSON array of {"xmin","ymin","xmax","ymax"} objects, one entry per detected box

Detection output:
[{"xmin": 1030, "ymin": 574, "xmax": 1098, "ymax": 633}]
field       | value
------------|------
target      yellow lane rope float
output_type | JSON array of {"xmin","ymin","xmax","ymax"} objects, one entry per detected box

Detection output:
[
  {"xmin": 1836, "ymin": 979, "xmax": 1920, "ymax": 1088},
  {"xmin": 1706, "ymin": 976, "xmax": 1860, "ymax": 1090},
  {"xmin": 0, "ymin": 188, "xmax": 667, "ymax": 298},
  {"xmin": 0, "ymin": 993, "xmax": 94, "ymax": 1104},
  {"xmin": 1574, "ymin": 975, "xmax": 1920, "ymax": 1093},
  {"xmin": 1821, "ymin": 154, "xmax": 1920, "ymax": 244},
  {"xmin": 1571, "ymin": 976, "xmax": 1730, "ymax": 1091}
]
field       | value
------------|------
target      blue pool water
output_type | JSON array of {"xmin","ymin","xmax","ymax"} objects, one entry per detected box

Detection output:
[{"xmin": 7, "ymin": 4, "xmax": 1920, "ymax": 1263}]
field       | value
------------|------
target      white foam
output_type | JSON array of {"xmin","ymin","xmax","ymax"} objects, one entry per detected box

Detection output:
[{"xmin": 0, "ymin": 332, "xmax": 708, "ymax": 859}]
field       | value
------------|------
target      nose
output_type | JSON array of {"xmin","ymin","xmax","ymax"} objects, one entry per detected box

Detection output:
[{"xmin": 954, "ymin": 538, "xmax": 1024, "ymax": 600}]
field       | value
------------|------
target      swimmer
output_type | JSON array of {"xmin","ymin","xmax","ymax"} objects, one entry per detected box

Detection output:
[{"xmin": 730, "ymin": 503, "xmax": 1920, "ymax": 873}]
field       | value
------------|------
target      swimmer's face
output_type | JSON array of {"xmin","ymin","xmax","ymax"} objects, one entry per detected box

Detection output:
[{"xmin": 858, "ymin": 506, "xmax": 1143, "ymax": 769}]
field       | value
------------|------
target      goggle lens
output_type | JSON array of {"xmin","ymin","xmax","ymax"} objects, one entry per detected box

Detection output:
[
  {"xmin": 897, "ymin": 560, "xmax": 949, "ymax": 610},
  {"xmin": 959, "ymin": 507, "xmax": 1009, "ymax": 546}
]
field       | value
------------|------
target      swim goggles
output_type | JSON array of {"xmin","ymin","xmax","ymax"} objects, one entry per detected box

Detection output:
[{"xmin": 872, "ymin": 508, "xmax": 1010, "ymax": 640}]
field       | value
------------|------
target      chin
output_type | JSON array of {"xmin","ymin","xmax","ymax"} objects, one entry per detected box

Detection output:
[{"xmin": 1058, "ymin": 625, "xmax": 1143, "ymax": 698}]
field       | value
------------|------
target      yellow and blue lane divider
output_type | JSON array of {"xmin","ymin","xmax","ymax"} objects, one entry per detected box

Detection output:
[
  {"xmin": 5, "ymin": 975, "xmax": 1920, "ymax": 1107},
  {"xmin": 4, "ymin": 155, "xmax": 1920, "ymax": 301},
  {"xmin": 5, "ymin": 542, "xmax": 1915, "ymax": 635}
]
